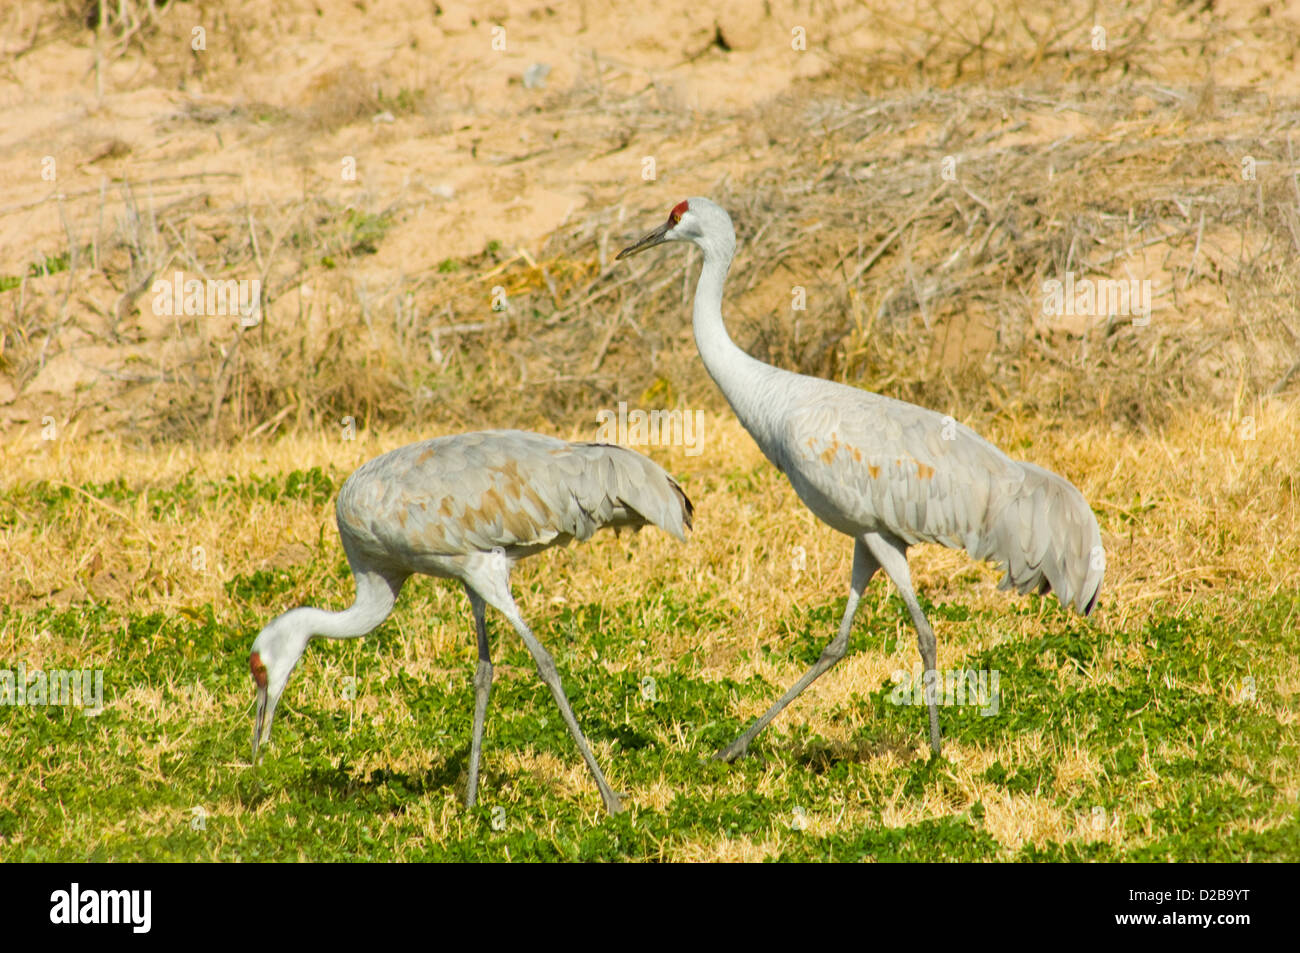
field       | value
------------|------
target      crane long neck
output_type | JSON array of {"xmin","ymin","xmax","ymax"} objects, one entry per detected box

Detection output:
[
  {"xmin": 294, "ymin": 568, "xmax": 402, "ymax": 641},
  {"xmin": 692, "ymin": 243, "xmax": 784, "ymax": 442}
]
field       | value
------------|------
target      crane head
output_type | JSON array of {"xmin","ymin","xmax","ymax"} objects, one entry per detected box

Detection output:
[
  {"xmin": 248, "ymin": 611, "xmax": 312, "ymax": 765},
  {"xmin": 617, "ymin": 197, "xmax": 733, "ymax": 260}
]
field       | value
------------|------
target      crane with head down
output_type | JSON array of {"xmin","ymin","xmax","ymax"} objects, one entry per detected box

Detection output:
[
  {"xmin": 618, "ymin": 197, "xmax": 1103, "ymax": 760},
  {"xmin": 248, "ymin": 429, "xmax": 693, "ymax": 814}
]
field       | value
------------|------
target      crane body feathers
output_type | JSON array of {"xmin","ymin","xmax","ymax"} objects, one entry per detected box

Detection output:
[
  {"xmin": 742, "ymin": 371, "xmax": 1103, "ymax": 616},
  {"xmin": 336, "ymin": 429, "xmax": 692, "ymax": 575}
]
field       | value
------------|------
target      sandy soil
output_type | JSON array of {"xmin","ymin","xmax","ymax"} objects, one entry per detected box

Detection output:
[{"xmin": 1, "ymin": 0, "xmax": 1298, "ymax": 437}]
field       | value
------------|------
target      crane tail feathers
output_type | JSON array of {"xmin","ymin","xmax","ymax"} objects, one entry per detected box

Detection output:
[
  {"xmin": 984, "ymin": 462, "xmax": 1104, "ymax": 616},
  {"xmin": 572, "ymin": 443, "xmax": 694, "ymax": 542}
]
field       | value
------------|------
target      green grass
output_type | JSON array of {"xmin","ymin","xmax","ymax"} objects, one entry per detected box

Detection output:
[
  {"xmin": 2, "ymin": 462, "xmax": 1295, "ymax": 861},
  {"xmin": 0, "ymin": 468, "xmax": 335, "ymax": 528},
  {"xmin": 294, "ymin": 209, "xmax": 396, "ymax": 269},
  {"xmin": 0, "ymin": 247, "xmax": 91, "ymax": 292},
  {"xmin": 2, "ymin": 579, "xmax": 1295, "ymax": 861}
]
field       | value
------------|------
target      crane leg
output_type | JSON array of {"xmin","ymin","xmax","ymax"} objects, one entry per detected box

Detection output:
[
  {"xmin": 715, "ymin": 539, "xmax": 879, "ymax": 762},
  {"xmin": 499, "ymin": 604, "xmax": 624, "ymax": 815},
  {"xmin": 864, "ymin": 534, "xmax": 943, "ymax": 757},
  {"xmin": 464, "ymin": 586, "xmax": 493, "ymax": 809}
]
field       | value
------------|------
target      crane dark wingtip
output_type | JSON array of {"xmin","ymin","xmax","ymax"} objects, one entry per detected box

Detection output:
[{"xmin": 674, "ymin": 481, "xmax": 695, "ymax": 532}]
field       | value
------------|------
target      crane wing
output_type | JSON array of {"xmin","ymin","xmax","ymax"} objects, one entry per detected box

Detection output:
[
  {"xmin": 776, "ymin": 380, "xmax": 1102, "ymax": 614},
  {"xmin": 337, "ymin": 431, "xmax": 692, "ymax": 563}
]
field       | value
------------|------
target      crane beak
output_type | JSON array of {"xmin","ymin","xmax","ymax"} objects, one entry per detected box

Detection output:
[
  {"xmin": 252, "ymin": 685, "xmax": 268, "ymax": 764},
  {"xmin": 616, "ymin": 220, "xmax": 674, "ymax": 260}
]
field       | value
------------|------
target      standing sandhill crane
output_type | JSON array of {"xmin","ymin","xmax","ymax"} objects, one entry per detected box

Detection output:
[
  {"xmin": 618, "ymin": 198, "xmax": 1103, "ymax": 759},
  {"xmin": 248, "ymin": 429, "xmax": 693, "ymax": 815}
]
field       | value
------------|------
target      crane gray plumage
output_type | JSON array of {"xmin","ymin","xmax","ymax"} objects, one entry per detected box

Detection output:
[
  {"xmin": 248, "ymin": 429, "xmax": 692, "ymax": 815},
  {"xmin": 618, "ymin": 197, "xmax": 1103, "ymax": 759},
  {"xmin": 774, "ymin": 380, "xmax": 1102, "ymax": 614}
]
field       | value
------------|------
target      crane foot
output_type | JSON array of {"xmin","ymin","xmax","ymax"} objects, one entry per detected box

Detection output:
[{"xmin": 713, "ymin": 739, "xmax": 754, "ymax": 763}]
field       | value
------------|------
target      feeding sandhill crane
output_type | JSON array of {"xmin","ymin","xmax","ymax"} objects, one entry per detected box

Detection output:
[
  {"xmin": 248, "ymin": 429, "xmax": 693, "ymax": 815},
  {"xmin": 618, "ymin": 197, "xmax": 1103, "ymax": 760}
]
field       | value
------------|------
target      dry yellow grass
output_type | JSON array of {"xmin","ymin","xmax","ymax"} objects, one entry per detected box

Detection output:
[{"xmin": 5, "ymin": 398, "xmax": 1296, "ymax": 625}]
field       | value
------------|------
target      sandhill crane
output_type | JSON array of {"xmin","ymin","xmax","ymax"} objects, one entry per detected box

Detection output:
[
  {"xmin": 248, "ymin": 429, "xmax": 693, "ymax": 815},
  {"xmin": 618, "ymin": 197, "xmax": 1103, "ymax": 759}
]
